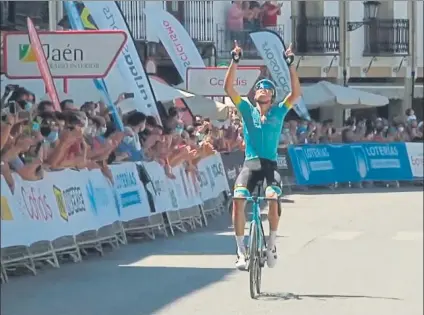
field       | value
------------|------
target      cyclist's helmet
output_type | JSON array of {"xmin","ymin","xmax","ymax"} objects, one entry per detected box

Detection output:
[{"xmin": 254, "ymin": 79, "xmax": 277, "ymax": 103}]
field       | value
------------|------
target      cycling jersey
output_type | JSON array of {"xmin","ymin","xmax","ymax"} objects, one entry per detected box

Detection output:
[{"xmin": 232, "ymin": 95, "xmax": 291, "ymax": 162}]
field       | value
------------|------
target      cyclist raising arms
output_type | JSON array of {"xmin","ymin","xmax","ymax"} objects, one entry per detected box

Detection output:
[{"xmin": 224, "ymin": 41, "xmax": 301, "ymax": 270}]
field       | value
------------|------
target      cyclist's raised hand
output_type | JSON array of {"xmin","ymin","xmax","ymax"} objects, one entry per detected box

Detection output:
[
  {"xmin": 232, "ymin": 40, "xmax": 242, "ymax": 55},
  {"xmin": 284, "ymin": 43, "xmax": 295, "ymax": 66}
]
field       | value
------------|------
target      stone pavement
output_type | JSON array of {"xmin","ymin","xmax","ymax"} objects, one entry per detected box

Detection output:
[{"xmin": 1, "ymin": 187, "xmax": 423, "ymax": 315}]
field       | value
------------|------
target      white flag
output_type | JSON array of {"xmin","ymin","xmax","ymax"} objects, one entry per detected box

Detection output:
[{"xmin": 145, "ymin": 7, "xmax": 205, "ymax": 81}]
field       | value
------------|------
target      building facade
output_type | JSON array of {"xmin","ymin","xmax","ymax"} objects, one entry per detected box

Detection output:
[{"xmin": 1, "ymin": 1, "xmax": 422, "ymax": 123}]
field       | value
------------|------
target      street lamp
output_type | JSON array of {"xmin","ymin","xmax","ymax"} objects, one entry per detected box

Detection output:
[{"xmin": 347, "ymin": 1, "xmax": 381, "ymax": 32}]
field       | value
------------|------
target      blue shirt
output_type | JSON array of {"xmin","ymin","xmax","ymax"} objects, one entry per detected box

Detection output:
[{"xmin": 232, "ymin": 95, "xmax": 291, "ymax": 162}]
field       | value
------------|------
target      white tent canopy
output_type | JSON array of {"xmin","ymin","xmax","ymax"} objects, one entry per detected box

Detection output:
[
  {"xmin": 184, "ymin": 95, "xmax": 234, "ymax": 121},
  {"xmin": 302, "ymin": 81, "xmax": 389, "ymax": 109},
  {"xmin": 149, "ymin": 77, "xmax": 194, "ymax": 103}
]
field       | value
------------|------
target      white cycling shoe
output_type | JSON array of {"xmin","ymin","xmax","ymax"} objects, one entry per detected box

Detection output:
[
  {"xmin": 266, "ymin": 246, "xmax": 278, "ymax": 268},
  {"xmin": 235, "ymin": 252, "xmax": 248, "ymax": 270}
]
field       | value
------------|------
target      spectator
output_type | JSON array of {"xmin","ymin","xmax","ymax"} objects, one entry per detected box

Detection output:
[
  {"xmin": 243, "ymin": 1, "xmax": 261, "ymax": 31},
  {"xmin": 227, "ymin": 1, "xmax": 244, "ymax": 40},
  {"xmin": 119, "ymin": 111, "xmax": 146, "ymax": 161},
  {"xmin": 261, "ymin": 1, "xmax": 282, "ymax": 29},
  {"xmin": 60, "ymin": 99, "xmax": 76, "ymax": 111},
  {"xmin": 37, "ymin": 100, "xmax": 55, "ymax": 114}
]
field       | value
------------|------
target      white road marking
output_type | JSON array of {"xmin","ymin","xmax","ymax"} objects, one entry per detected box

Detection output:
[
  {"xmin": 119, "ymin": 255, "xmax": 236, "ymax": 269},
  {"xmin": 392, "ymin": 231, "xmax": 423, "ymax": 241}
]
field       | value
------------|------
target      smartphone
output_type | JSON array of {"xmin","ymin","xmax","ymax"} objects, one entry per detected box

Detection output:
[
  {"xmin": 124, "ymin": 92, "xmax": 135, "ymax": 99},
  {"xmin": 6, "ymin": 84, "xmax": 19, "ymax": 90},
  {"xmin": 17, "ymin": 111, "xmax": 31, "ymax": 121},
  {"xmin": 8, "ymin": 101, "xmax": 17, "ymax": 114}
]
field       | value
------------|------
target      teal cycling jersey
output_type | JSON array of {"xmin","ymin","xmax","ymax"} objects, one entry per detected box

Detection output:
[{"xmin": 233, "ymin": 95, "xmax": 292, "ymax": 162}]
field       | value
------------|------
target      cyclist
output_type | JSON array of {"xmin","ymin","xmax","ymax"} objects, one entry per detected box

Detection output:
[{"xmin": 224, "ymin": 41, "xmax": 301, "ymax": 270}]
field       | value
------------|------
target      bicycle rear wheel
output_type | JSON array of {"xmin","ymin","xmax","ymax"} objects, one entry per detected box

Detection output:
[{"xmin": 248, "ymin": 221, "xmax": 259, "ymax": 299}]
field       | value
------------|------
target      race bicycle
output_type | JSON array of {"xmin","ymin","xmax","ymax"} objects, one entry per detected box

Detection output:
[{"xmin": 233, "ymin": 182, "xmax": 281, "ymax": 299}]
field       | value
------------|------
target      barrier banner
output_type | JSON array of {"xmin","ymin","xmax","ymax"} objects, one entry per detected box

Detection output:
[
  {"xmin": 221, "ymin": 150, "xmax": 245, "ymax": 189},
  {"xmin": 196, "ymin": 154, "xmax": 230, "ymax": 198},
  {"xmin": 277, "ymin": 147, "xmax": 294, "ymax": 177},
  {"xmin": 110, "ymin": 163, "xmax": 151, "ymax": 221},
  {"xmin": 1, "ymin": 156, "xmax": 230, "ymax": 248},
  {"xmin": 288, "ymin": 143, "xmax": 414, "ymax": 186},
  {"xmin": 405, "ymin": 142, "xmax": 423, "ymax": 178},
  {"xmin": 1, "ymin": 169, "xmax": 120, "ymax": 247}
]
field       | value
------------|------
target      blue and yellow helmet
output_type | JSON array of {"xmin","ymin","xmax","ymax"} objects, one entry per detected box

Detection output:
[{"xmin": 254, "ymin": 79, "xmax": 277, "ymax": 102}]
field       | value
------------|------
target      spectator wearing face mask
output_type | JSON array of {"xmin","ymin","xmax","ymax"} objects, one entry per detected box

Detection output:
[
  {"xmin": 47, "ymin": 110, "xmax": 89, "ymax": 169},
  {"xmin": 80, "ymin": 101, "xmax": 98, "ymax": 119},
  {"xmin": 119, "ymin": 111, "xmax": 146, "ymax": 161}
]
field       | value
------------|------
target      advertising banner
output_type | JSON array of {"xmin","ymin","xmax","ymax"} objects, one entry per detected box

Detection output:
[
  {"xmin": 64, "ymin": 1, "xmax": 124, "ymax": 131},
  {"xmin": 288, "ymin": 143, "xmax": 414, "ymax": 185},
  {"xmin": 405, "ymin": 142, "xmax": 423, "ymax": 178},
  {"xmin": 186, "ymin": 67, "xmax": 261, "ymax": 96},
  {"xmin": 144, "ymin": 7, "xmax": 205, "ymax": 81},
  {"xmin": 220, "ymin": 150, "xmax": 245, "ymax": 189},
  {"xmin": 82, "ymin": 1, "xmax": 160, "ymax": 121},
  {"xmin": 250, "ymin": 30, "xmax": 311, "ymax": 120},
  {"xmin": 26, "ymin": 17, "xmax": 61, "ymax": 111},
  {"xmin": 4, "ymin": 29, "xmax": 126, "ymax": 79}
]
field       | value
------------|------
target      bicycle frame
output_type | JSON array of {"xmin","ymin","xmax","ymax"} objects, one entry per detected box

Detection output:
[{"xmin": 248, "ymin": 196, "xmax": 266, "ymax": 255}]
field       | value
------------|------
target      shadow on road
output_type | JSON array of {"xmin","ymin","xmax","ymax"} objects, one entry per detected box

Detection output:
[
  {"xmin": 1, "ymin": 215, "xmax": 238, "ymax": 315},
  {"xmin": 258, "ymin": 292, "xmax": 403, "ymax": 302}
]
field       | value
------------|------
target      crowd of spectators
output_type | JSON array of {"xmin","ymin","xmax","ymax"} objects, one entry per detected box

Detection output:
[
  {"xmin": 227, "ymin": 1, "xmax": 282, "ymax": 33},
  {"xmin": 278, "ymin": 110, "xmax": 423, "ymax": 147},
  {"xmin": 0, "ymin": 84, "xmax": 220, "ymax": 192},
  {"xmin": 1, "ymin": 83, "xmax": 421, "ymax": 193}
]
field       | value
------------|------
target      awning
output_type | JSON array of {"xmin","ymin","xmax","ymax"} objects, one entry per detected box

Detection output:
[
  {"xmin": 183, "ymin": 96, "xmax": 234, "ymax": 121},
  {"xmin": 302, "ymin": 81, "xmax": 389, "ymax": 109},
  {"xmin": 149, "ymin": 76, "xmax": 194, "ymax": 103},
  {"xmin": 349, "ymin": 84, "xmax": 424, "ymax": 100}
]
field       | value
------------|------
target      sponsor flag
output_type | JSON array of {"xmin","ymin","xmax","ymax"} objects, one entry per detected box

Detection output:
[
  {"xmin": 82, "ymin": 1, "xmax": 161, "ymax": 123},
  {"xmin": 144, "ymin": 7, "xmax": 205, "ymax": 81},
  {"xmin": 26, "ymin": 17, "xmax": 61, "ymax": 111},
  {"xmin": 250, "ymin": 30, "xmax": 311, "ymax": 120},
  {"xmin": 63, "ymin": 1, "xmax": 124, "ymax": 131}
]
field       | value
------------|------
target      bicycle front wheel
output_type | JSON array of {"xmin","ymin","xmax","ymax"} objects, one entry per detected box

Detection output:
[{"xmin": 248, "ymin": 221, "xmax": 259, "ymax": 299}]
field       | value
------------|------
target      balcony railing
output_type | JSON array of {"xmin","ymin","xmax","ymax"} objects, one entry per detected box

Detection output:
[
  {"xmin": 363, "ymin": 19, "xmax": 409, "ymax": 56},
  {"xmin": 0, "ymin": 1, "xmax": 49, "ymax": 30},
  {"xmin": 216, "ymin": 25, "xmax": 284, "ymax": 59},
  {"xmin": 119, "ymin": 1, "xmax": 214, "ymax": 42},
  {"xmin": 291, "ymin": 16, "xmax": 340, "ymax": 55}
]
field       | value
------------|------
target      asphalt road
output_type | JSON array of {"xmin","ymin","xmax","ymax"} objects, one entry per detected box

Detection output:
[{"xmin": 2, "ymin": 187, "xmax": 423, "ymax": 315}]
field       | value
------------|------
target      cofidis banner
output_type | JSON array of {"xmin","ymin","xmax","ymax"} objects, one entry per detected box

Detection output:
[
  {"xmin": 144, "ymin": 7, "xmax": 205, "ymax": 82},
  {"xmin": 250, "ymin": 30, "xmax": 311, "ymax": 120},
  {"xmin": 82, "ymin": 1, "xmax": 160, "ymax": 122}
]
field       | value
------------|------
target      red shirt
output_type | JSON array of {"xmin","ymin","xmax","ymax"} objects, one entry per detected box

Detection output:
[{"xmin": 262, "ymin": 3, "xmax": 280, "ymax": 27}]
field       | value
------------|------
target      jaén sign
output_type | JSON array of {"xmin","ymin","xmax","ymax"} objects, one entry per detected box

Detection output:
[
  {"xmin": 26, "ymin": 17, "xmax": 61, "ymax": 111},
  {"xmin": 186, "ymin": 67, "xmax": 261, "ymax": 96},
  {"xmin": 3, "ymin": 27, "xmax": 127, "ymax": 79}
]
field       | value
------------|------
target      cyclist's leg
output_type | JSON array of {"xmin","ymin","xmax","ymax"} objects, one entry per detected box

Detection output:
[
  {"xmin": 233, "ymin": 162, "xmax": 261, "ymax": 269},
  {"xmin": 264, "ymin": 164, "xmax": 282, "ymax": 268}
]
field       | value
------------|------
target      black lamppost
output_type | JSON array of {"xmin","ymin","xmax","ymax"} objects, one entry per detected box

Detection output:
[{"xmin": 347, "ymin": 1, "xmax": 380, "ymax": 32}]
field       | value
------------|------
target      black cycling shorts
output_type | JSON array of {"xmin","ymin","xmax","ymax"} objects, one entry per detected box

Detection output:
[{"xmin": 234, "ymin": 158, "xmax": 282, "ymax": 193}]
